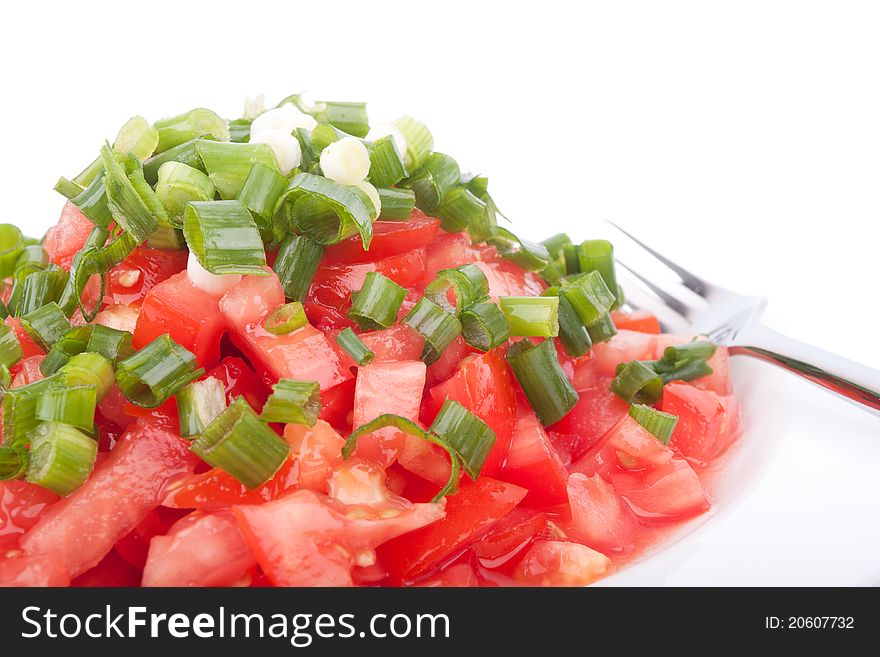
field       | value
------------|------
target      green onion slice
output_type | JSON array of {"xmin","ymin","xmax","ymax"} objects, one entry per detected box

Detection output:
[
  {"xmin": 183, "ymin": 200, "xmax": 268, "ymax": 275},
  {"xmin": 487, "ymin": 227, "xmax": 550, "ymax": 272},
  {"xmin": 0, "ymin": 224, "xmax": 25, "ymax": 279},
  {"xmin": 115, "ymin": 334, "xmax": 204, "ymax": 408},
  {"xmin": 661, "ymin": 340, "xmax": 717, "ymax": 364},
  {"xmin": 403, "ymin": 297, "xmax": 462, "ymax": 365},
  {"xmin": 367, "ymin": 135, "xmax": 407, "ymax": 188},
  {"xmin": 274, "ymin": 172, "xmax": 377, "ymax": 247},
  {"xmin": 26, "ymin": 422, "xmax": 97, "ymax": 496},
  {"xmin": 156, "ymin": 161, "xmax": 215, "ymax": 226},
  {"xmin": 547, "ymin": 287, "xmax": 592, "ymax": 358},
  {"xmin": 196, "ymin": 140, "xmax": 279, "ymax": 200},
  {"xmin": 35, "ymin": 383, "xmax": 97, "ymax": 432},
  {"xmin": 59, "ymin": 352, "xmax": 115, "ymax": 401},
  {"xmin": 261, "ymin": 379, "xmax": 321, "ymax": 427},
  {"xmin": 424, "ymin": 264, "xmax": 490, "ymax": 316},
  {"xmin": 16, "ymin": 269, "xmax": 69, "ymax": 317},
  {"xmin": 586, "ymin": 313, "xmax": 618, "ymax": 344},
  {"xmin": 506, "ymin": 338, "xmax": 579, "ymax": 426},
  {"xmin": 143, "ymin": 138, "xmax": 206, "ymax": 186},
  {"xmin": 577, "ymin": 240, "xmax": 621, "ymax": 309},
  {"xmin": 190, "ymin": 397, "xmax": 290, "ymax": 489},
  {"xmin": 264, "ymin": 302, "xmax": 308, "ymax": 335},
  {"xmin": 273, "ymin": 234, "xmax": 323, "ymax": 302},
  {"xmin": 560, "ymin": 270, "xmax": 616, "ymax": 327},
  {"xmin": 100, "ymin": 144, "xmax": 158, "ymax": 242},
  {"xmin": 88, "ymin": 324, "xmax": 134, "ymax": 361},
  {"xmin": 2, "ymin": 376, "xmax": 60, "ymax": 447},
  {"xmin": 405, "ymin": 153, "xmax": 460, "ymax": 212},
  {"xmin": 177, "ymin": 377, "xmax": 227, "ymax": 438},
  {"xmin": 154, "ymin": 108, "xmax": 229, "ymax": 153},
  {"xmin": 335, "ymin": 327, "xmax": 375, "ymax": 366},
  {"xmin": 499, "ymin": 296, "xmax": 560, "ymax": 338},
  {"xmin": 348, "ymin": 272, "xmax": 407, "ymax": 331},
  {"xmin": 311, "ymin": 101, "xmax": 369, "ymax": 138},
  {"xmin": 393, "ymin": 116, "xmax": 433, "ymax": 171},
  {"xmin": 113, "ymin": 115, "xmax": 159, "ymax": 161},
  {"xmin": 434, "ymin": 187, "xmax": 487, "ymax": 233},
  {"xmin": 429, "ymin": 400, "xmax": 496, "ymax": 479},
  {"xmin": 342, "ymin": 414, "xmax": 460, "ymax": 502},
  {"xmin": 20, "ymin": 302, "xmax": 71, "ymax": 350},
  {"xmin": 460, "ymin": 302, "xmax": 510, "ymax": 352},
  {"xmin": 0, "ymin": 323, "xmax": 24, "ymax": 369},
  {"xmin": 629, "ymin": 404, "xmax": 678, "ymax": 446},
  {"xmin": 238, "ymin": 162, "xmax": 289, "ymax": 246},
  {"xmin": 377, "ymin": 188, "xmax": 416, "ymax": 220},
  {"xmin": 611, "ymin": 360, "xmax": 664, "ymax": 405},
  {"xmin": 0, "ymin": 446, "xmax": 28, "ymax": 481}
]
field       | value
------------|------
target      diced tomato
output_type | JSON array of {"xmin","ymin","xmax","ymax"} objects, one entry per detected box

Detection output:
[
  {"xmin": 97, "ymin": 385, "xmax": 137, "ymax": 430},
  {"xmin": 319, "ymin": 378, "xmax": 356, "ymax": 431},
  {"xmin": 610, "ymin": 458, "xmax": 710, "ymax": 523},
  {"xmin": 377, "ymin": 477, "xmax": 527, "ymax": 584},
  {"xmin": 424, "ymin": 232, "xmax": 484, "ymax": 277},
  {"xmin": 19, "ymin": 420, "xmax": 198, "ymax": 579},
  {"xmin": 426, "ymin": 349, "xmax": 517, "ymax": 476},
  {"xmin": 133, "ymin": 270, "xmax": 226, "ymax": 367},
  {"xmin": 142, "ymin": 512, "xmax": 256, "ymax": 587},
  {"xmin": 10, "ymin": 355, "xmax": 45, "ymax": 388},
  {"xmin": 0, "ymin": 553, "xmax": 71, "ymax": 587},
  {"xmin": 4, "ymin": 318, "xmax": 44, "ymax": 378},
  {"xmin": 567, "ymin": 473, "xmax": 639, "ymax": 556},
  {"xmin": 284, "ymin": 421, "xmax": 346, "ymax": 493},
  {"xmin": 162, "ymin": 457, "xmax": 299, "ymax": 510},
  {"xmin": 425, "ymin": 336, "xmax": 477, "ymax": 388},
  {"xmin": 472, "ymin": 508, "xmax": 547, "ymax": 561},
  {"xmin": 551, "ymin": 376, "xmax": 630, "ymax": 462},
  {"xmin": 43, "ymin": 202, "xmax": 94, "ymax": 270},
  {"xmin": 207, "ymin": 356, "xmax": 272, "ymax": 412},
  {"xmin": 611, "ymin": 309, "xmax": 661, "ymax": 334},
  {"xmin": 514, "ymin": 540, "xmax": 613, "ymax": 587},
  {"xmin": 322, "ymin": 214, "xmax": 441, "ymax": 264},
  {"xmin": 352, "ymin": 360, "xmax": 426, "ymax": 467},
  {"xmin": 114, "ymin": 506, "xmax": 190, "ymax": 569},
  {"xmin": 600, "ymin": 414, "xmax": 674, "ymax": 471},
  {"xmin": 72, "ymin": 550, "xmax": 143, "ymax": 587},
  {"xmin": 0, "ymin": 481, "xmax": 59, "ymax": 551},
  {"xmin": 415, "ymin": 559, "xmax": 481, "ymax": 587},
  {"xmin": 107, "ymin": 247, "xmax": 189, "ymax": 306},
  {"xmin": 359, "ymin": 324, "xmax": 425, "ymax": 362},
  {"xmin": 498, "ymin": 401, "xmax": 569, "ymax": 507},
  {"xmin": 473, "ymin": 260, "xmax": 545, "ymax": 299},
  {"xmin": 661, "ymin": 382, "xmax": 740, "ymax": 465},
  {"xmin": 234, "ymin": 489, "xmax": 444, "ymax": 587},
  {"xmin": 221, "ymin": 273, "xmax": 352, "ymax": 391},
  {"xmin": 591, "ymin": 329, "xmax": 658, "ymax": 377}
]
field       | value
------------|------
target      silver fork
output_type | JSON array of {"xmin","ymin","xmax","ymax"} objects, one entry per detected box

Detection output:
[{"xmin": 605, "ymin": 222, "xmax": 880, "ymax": 417}]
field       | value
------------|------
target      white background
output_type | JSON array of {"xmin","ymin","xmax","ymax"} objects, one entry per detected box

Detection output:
[{"xmin": 2, "ymin": 0, "xmax": 878, "ymax": 584}]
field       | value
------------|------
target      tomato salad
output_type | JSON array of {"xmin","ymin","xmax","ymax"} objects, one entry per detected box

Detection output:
[{"xmin": 0, "ymin": 97, "xmax": 740, "ymax": 587}]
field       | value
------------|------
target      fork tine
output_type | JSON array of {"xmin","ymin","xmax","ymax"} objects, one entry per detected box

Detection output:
[
  {"xmin": 606, "ymin": 221, "xmax": 709, "ymax": 297},
  {"xmin": 615, "ymin": 259, "xmax": 701, "ymax": 319}
]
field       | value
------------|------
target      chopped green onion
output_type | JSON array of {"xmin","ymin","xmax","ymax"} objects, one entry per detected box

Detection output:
[
  {"xmin": 393, "ymin": 116, "xmax": 434, "ymax": 171},
  {"xmin": 113, "ymin": 115, "xmax": 159, "ymax": 161},
  {"xmin": 629, "ymin": 404, "xmax": 678, "ymax": 446},
  {"xmin": 563, "ymin": 244, "xmax": 581, "ymax": 275},
  {"xmin": 16, "ymin": 269, "xmax": 69, "ymax": 317},
  {"xmin": 72, "ymin": 155, "xmax": 104, "ymax": 188},
  {"xmin": 539, "ymin": 261, "xmax": 566, "ymax": 286},
  {"xmin": 463, "ymin": 173, "xmax": 489, "ymax": 198},
  {"xmin": 147, "ymin": 226, "xmax": 187, "ymax": 250},
  {"xmin": 335, "ymin": 327, "xmax": 375, "ymax": 366},
  {"xmin": 586, "ymin": 312, "xmax": 618, "ymax": 344},
  {"xmin": 196, "ymin": 140, "xmax": 279, "ymax": 200},
  {"xmin": 434, "ymin": 187, "xmax": 487, "ymax": 233},
  {"xmin": 429, "ymin": 399, "xmax": 496, "ymax": 479},
  {"xmin": 548, "ymin": 288, "xmax": 592, "ymax": 358},
  {"xmin": 0, "ymin": 364, "xmax": 10, "ymax": 389},
  {"xmin": 87, "ymin": 324, "xmax": 134, "ymax": 362},
  {"xmin": 367, "ymin": 135, "xmax": 407, "ymax": 188},
  {"xmin": 101, "ymin": 144, "xmax": 159, "ymax": 242},
  {"xmin": 128, "ymin": 166, "xmax": 172, "ymax": 228},
  {"xmin": 309, "ymin": 123, "xmax": 349, "ymax": 153},
  {"xmin": 342, "ymin": 414, "xmax": 460, "ymax": 502},
  {"xmin": 661, "ymin": 340, "xmax": 717, "ymax": 364},
  {"xmin": 115, "ymin": 334, "xmax": 204, "ymax": 408},
  {"xmin": 294, "ymin": 127, "xmax": 319, "ymax": 171},
  {"xmin": 499, "ymin": 296, "xmax": 559, "ymax": 338},
  {"xmin": 405, "ymin": 153, "xmax": 460, "ymax": 212},
  {"xmin": 424, "ymin": 264, "xmax": 490, "ymax": 315},
  {"xmin": 228, "ymin": 118, "xmax": 252, "ymax": 143},
  {"xmin": 487, "ymin": 227, "xmax": 550, "ymax": 272},
  {"xmin": 460, "ymin": 302, "xmax": 510, "ymax": 352},
  {"xmin": 264, "ymin": 302, "xmax": 308, "ymax": 335},
  {"xmin": 541, "ymin": 233, "xmax": 573, "ymax": 260},
  {"xmin": 238, "ymin": 161, "xmax": 289, "ymax": 245},
  {"xmin": 348, "ymin": 272, "xmax": 407, "ymax": 331},
  {"xmin": 311, "ymin": 101, "xmax": 369, "ymax": 137},
  {"xmin": 506, "ymin": 338, "xmax": 578, "ymax": 426},
  {"xmin": 656, "ymin": 358, "xmax": 714, "ymax": 384},
  {"xmin": 577, "ymin": 240, "xmax": 621, "ymax": 309},
  {"xmin": 156, "ymin": 161, "xmax": 216, "ymax": 225},
  {"xmin": 190, "ymin": 396, "xmax": 290, "ymax": 489},
  {"xmin": 183, "ymin": 200, "xmax": 268, "ymax": 275},
  {"xmin": 611, "ymin": 360, "xmax": 664, "ymax": 405},
  {"xmin": 40, "ymin": 325, "xmax": 91, "ymax": 376},
  {"xmin": 20, "ymin": 302, "xmax": 70, "ymax": 350},
  {"xmin": 15, "ymin": 244, "xmax": 49, "ymax": 271},
  {"xmin": 54, "ymin": 177, "xmax": 84, "ymax": 200},
  {"xmin": 2, "ymin": 376, "xmax": 60, "ymax": 447},
  {"xmin": 0, "ymin": 446, "xmax": 28, "ymax": 481},
  {"xmin": 0, "ymin": 323, "xmax": 23, "ymax": 369},
  {"xmin": 560, "ymin": 271, "xmax": 616, "ymax": 327},
  {"xmin": 0, "ymin": 224, "xmax": 25, "ymax": 278},
  {"xmin": 59, "ymin": 352, "xmax": 115, "ymax": 401},
  {"xmin": 261, "ymin": 379, "xmax": 321, "ymax": 426},
  {"xmin": 274, "ymin": 172, "xmax": 377, "ymax": 247},
  {"xmin": 377, "ymin": 188, "xmax": 416, "ymax": 220},
  {"xmin": 272, "ymin": 234, "xmax": 323, "ymax": 302},
  {"xmin": 26, "ymin": 422, "xmax": 97, "ymax": 496},
  {"xmin": 177, "ymin": 377, "xmax": 227, "ymax": 438},
  {"xmin": 403, "ymin": 297, "xmax": 462, "ymax": 365},
  {"xmin": 466, "ymin": 192, "xmax": 499, "ymax": 243},
  {"xmin": 70, "ymin": 172, "xmax": 113, "ymax": 228},
  {"xmin": 143, "ymin": 138, "xmax": 206, "ymax": 186},
  {"xmin": 154, "ymin": 108, "xmax": 229, "ymax": 153},
  {"xmin": 35, "ymin": 383, "xmax": 97, "ymax": 432}
]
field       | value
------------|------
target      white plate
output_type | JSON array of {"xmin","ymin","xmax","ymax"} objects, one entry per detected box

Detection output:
[{"xmin": 600, "ymin": 357, "xmax": 880, "ymax": 586}]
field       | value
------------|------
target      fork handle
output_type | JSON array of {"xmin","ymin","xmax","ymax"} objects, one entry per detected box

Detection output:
[{"xmin": 730, "ymin": 323, "xmax": 880, "ymax": 417}]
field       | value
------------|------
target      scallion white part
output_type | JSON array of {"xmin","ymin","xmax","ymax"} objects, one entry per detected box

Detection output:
[
  {"xmin": 366, "ymin": 123, "xmax": 408, "ymax": 157},
  {"xmin": 251, "ymin": 103, "xmax": 317, "ymax": 136},
  {"xmin": 320, "ymin": 137, "xmax": 371, "ymax": 184},
  {"xmin": 186, "ymin": 251, "xmax": 242, "ymax": 296},
  {"xmin": 352, "ymin": 180, "xmax": 381, "ymax": 215},
  {"xmin": 249, "ymin": 128, "xmax": 302, "ymax": 175}
]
